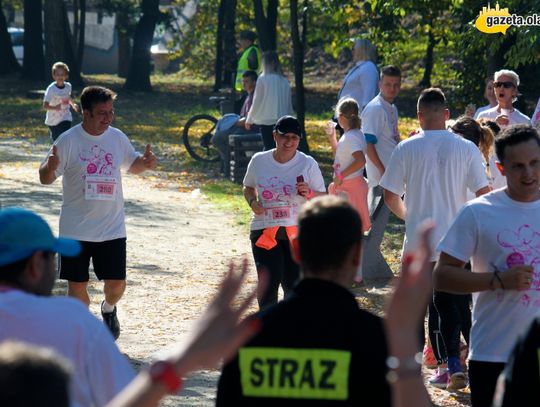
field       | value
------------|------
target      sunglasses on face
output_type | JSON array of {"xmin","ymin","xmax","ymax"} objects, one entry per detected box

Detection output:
[{"xmin": 494, "ymin": 81, "xmax": 515, "ymax": 89}]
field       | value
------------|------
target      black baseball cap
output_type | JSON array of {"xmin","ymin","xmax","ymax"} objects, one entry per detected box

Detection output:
[{"xmin": 274, "ymin": 116, "xmax": 302, "ymax": 137}]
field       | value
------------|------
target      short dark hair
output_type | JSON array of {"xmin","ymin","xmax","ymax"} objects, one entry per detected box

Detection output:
[
  {"xmin": 380, "ymin": 65, "xmax": 401, "ymax": 79},
  {"xmin": 0, "ymin": 341, "xmax": 72, "ymax": 407},
  {"xmin": 242, "ymin": 70, "xmax": 258, "ymax": 82},
  {"xmin": 80, "ymin": 86, "xmax": 117, "ymax": 112},
  {"xmin": 297, "ymin": 196, "xmax": 362, "ymax": 274},
  {"xmin": 417, "ymin": 87, "xmax": 447, "ymax": 113},
  {"xmin": 239, "ymin": 30, "xmax": 257, "ymax": 42},
  {"xmin": 0, "ymin": 252, "xmax": 53, "ymax": 288},
  {"xmin": 495, "ymin": 125, "xmax": 540, "ymax": 164}
]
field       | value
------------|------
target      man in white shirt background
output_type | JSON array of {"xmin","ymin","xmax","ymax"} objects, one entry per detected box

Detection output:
[{"xmin": 380, "ymin": 88, "xmax": 490, "ymax": 390}]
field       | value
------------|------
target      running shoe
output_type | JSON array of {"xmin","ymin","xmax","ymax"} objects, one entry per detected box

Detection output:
[
  {"xmin": 423, "ymin": 344, "xmax": 437, "ymax": 369},
  {"xmin": 447, "ymin": 372, "xmax": 468, "ymax": 392},
  {"xmin": 428, "ymin": 368, "xmax": 449, "ymax": 389},
  {"xmin": 101, "ymin": 301, "xmax": 120, "ymax": 340}
]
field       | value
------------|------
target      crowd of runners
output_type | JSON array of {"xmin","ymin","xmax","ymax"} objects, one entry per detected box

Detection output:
[{"xmin": 1, "ymin": 33, "xmax": 540, "ymax": 407}]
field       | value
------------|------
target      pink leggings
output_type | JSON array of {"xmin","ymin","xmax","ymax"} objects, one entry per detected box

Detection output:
[{"xmin": 328, "ymin": 176, "xmax": 371, "ymax": 233}]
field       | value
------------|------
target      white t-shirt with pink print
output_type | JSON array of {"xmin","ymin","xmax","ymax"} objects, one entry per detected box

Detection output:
[
  {"xmin": 438, "ymin": 189, "xmax": 540, "ymax": 363},
  {"xmin": 47, "ymin": 124, "xmax": 140, "ymax": 242},
  {"xmin": 43, "ymin": 81, "xmax": 73, "ymax": 126},
  {"xmin": 243, "ymin": 150, "xmax": 326, "ymax": 231}
]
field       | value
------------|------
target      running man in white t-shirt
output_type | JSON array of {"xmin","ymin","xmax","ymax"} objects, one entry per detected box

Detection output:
[
  {"xmin": 434, "ymin": 124, "xmax": 540, "ymax": 407},
  {"xmin": 380, "ymin": 88, "xmax": 490, "ymax": 391},
  {"xmin": 38, "ymin": 86, "xmax": 157, "ymax": 340}
]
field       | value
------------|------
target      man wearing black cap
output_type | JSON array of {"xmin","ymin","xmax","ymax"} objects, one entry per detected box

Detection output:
[
  {"xmin": 0, "ymin": 207, "xmax": 135, "ymax": 407},
  {"xmin": 217, "ymin": 195, "xmax": 391, "ymax": 406},
  {"xmin": 243, "ymin": 116, "xmax": 326, "ymax": 309}
]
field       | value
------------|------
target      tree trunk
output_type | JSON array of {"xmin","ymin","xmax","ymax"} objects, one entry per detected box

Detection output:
[
  {"xmin": 222, "ymin": 0, "xmax": 236, "ymax": 88},
  {"xmin": 213, "ymin": 0, "xmax": 226, "ymax": 91},
  {"xmin": 124, "ymin": 0, "xmax": 162, "ymax": 91},
  {"xmin": 290, "ymin": 0, "xmax": 309, "ymax": 153},
  {"xmin": 419, "ymin": 25, "xmax": 437, "ymax": 88},
  {"xmin": 0, "ymin": 0, "xmax": 21, "ymax": 75},
  {"xmin": 116, "ymin": 8, "xmax": 132, "ymax": 78},
  {"xmin": 72, "ymin": 0, "xmax": 86, "ymax": 75},
  {"xmin": 253, "ymin": 0, "xmax": 278, "ymax": 51},
  {"xmin": 22, "ymin": 0, "xmax": 45, "ymax": 80},
  {"xmin": 43, "ymin": 0, "xmax": 83, "ymax": 86}
]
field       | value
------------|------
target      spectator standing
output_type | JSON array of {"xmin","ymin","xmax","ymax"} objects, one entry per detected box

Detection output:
[
  {"xmin": 473, "ymin": 78, "xmax": 497, "ymax": 119},
  {"xmin": 337, "ymin": 39, "xmax": 379, "ymax": 112},
  {"xmin": 38, "ymin": 86, "xmax": 157, "ymax": 340},
  {"xmin": 235, "ymin": 30, "xmax": 261, "ymax": 92},
  {"xmin": 434, "ymin": 124, "xmax": 540, "ymax": 407},
  {"xmin": 43, "ymin": 61, "xmax": 79, "ymax": 142},
  {"xmin": 476, "ymin": 69, "xmax": 530, "ymax": 127},
  {"xmin": 246, "ymin": 51, "xmax": 294, "ymax": 150},
  {"xmin": 0, "ymin": 207, "xmax": 135, "ymax": 407}
]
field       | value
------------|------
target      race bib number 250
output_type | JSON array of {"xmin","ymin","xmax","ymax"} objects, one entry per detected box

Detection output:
[{"xmin": 239, "ymin": 347, "xmax": 351, "ymax": 400}]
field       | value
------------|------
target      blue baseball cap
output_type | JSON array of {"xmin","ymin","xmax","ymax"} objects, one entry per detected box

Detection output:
[{"xmin": 0, "ymin": 208, "xmax": 80, "ymax": 267}]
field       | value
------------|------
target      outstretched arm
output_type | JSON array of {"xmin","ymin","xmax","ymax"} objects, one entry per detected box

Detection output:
[{"xmin": 106, "ymin": 259, "xmax": 263, "ymax": 407}]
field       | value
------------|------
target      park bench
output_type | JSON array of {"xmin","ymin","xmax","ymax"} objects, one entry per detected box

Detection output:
[{"xmin": 227, "ymin": 133, "xmax": 263, "ymax": 183}]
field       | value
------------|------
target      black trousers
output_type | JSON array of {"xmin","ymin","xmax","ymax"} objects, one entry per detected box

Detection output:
[
  {"xmin": 469, "ymin": 360, "xmax": 505, "ymax": 407},
  {"xmin": 251, "ymin": 232, "xmax": 299, "ymax": 309},
  {"xmin": 259, "ymin": 124, "xmax": 275, "ymax": 151},
  {"xmin": 434, "ymin": 291, "xmax": 471, "ymax": 358}
]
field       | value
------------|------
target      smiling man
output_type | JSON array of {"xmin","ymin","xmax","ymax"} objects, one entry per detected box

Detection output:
[
  {"xmin": 39, "ymin": 86, "xmax": 157, "ymax": 340},
  {"xmin": 434, "ymin": 124, "xmax": 540, "ymax": 407}
]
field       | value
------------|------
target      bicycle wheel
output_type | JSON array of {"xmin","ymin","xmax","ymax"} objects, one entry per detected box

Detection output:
[{"xmin": 182, "ymin": 114, "xmax": 220, "ymax": 162}]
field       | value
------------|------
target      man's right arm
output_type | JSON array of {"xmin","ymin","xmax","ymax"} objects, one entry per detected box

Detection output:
[
  {"xmin": 434, "ymin": 252, "xmax": 533, "ymax": 293},
  {"xmin": 39, "ymin": 145, "xmax": 59, "ymax": 185},
  {"xmin": 366, "ymin": 143, "xmax": 385, "ymax": 176}
]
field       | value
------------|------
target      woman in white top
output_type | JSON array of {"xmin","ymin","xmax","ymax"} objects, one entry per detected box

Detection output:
[
  {"xmin": 473, "ymin": 78, "xmax": 497, "ymax": 119},
  {"xmin": 246, "ymin": 51, "xmax": 293, "ymax": 150},
  {"xmin": 476, "ymin": 69, "xmax": 530, "ymax": 127},
  {"xmin": 326, "ymin": 97, "xmax": 371, "ymax": 234}
]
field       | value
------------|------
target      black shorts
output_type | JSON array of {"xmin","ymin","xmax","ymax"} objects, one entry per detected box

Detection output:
[{"xmin": 59, "ymin": 238, "xmax": 127, "ymax": 282}]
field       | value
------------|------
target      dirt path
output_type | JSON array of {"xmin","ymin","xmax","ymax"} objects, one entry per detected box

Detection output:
[{"xmin": 0, "ymin": 138, "xmax": 470, "ymax": 406}]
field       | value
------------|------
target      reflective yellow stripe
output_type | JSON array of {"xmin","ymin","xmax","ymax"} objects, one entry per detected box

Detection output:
[{"xmin": 239, "ymin": 347, "xmax": 351, "ymax": 400}]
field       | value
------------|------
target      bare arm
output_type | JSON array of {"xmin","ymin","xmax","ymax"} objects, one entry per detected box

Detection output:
[
  {"xmin": 39, "ymin": 145, "xmax": 59, "ymax": 185},
  {"xmin": 383, "ymin": 189, "xmax": 406, "ymax": 220},
  {"xmin": 434, "ymin": 252, "xmax": 534, "ymax": 294},
  {"xmin": 128, "ymin": 145, "xmax": 157, "ymax": 175},
  {"xmin": 243, "ymin": 185, "xmax": 264, "ymax": 215},
  {"xmin": 366, "ymin": 143, "xmax": 385, "ymax": 176},
  {"xmin": 106, "ymin": 260, "xmax": 263, "ymax": 407},
  {"xmin": 43, "ymin": 101, "xmax": 61, "ymax": 111},
  {"xmin": 333, "ymin": 151, "xmax": 367, "ymax": 186}
]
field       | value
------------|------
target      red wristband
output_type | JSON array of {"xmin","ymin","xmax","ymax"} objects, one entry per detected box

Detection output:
[{"xmin": 306, "ymin": 189, "xmax": 315, "ymax": 199}]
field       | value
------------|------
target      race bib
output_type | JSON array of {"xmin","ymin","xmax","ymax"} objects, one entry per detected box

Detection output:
[
  {"xmin": 85, "ymin": 176, "xmax": 117, "ymax": 201},
  {"xmin": 263, "ymin": 200, "xmax": 295, "ymax": 225}
]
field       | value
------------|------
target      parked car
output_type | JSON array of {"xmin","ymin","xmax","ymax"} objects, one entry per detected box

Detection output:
[{"xmin": 9, "ymin": 27, "xmax": 24, "ymax": 65}]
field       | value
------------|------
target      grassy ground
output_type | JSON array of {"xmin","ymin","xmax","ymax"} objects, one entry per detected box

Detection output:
[{"xmin": 0, "ymin": 72, "xmax": 415, "ymax": 273}]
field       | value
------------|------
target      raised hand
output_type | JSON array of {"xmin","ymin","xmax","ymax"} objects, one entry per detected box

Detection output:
[
  {"xmin": 47, "ymin": 145, "xmax": 60, "ymax": 172},
  {"xmin": 142, "ymin": 144, "xmax": 157, "ymax": 170}
]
